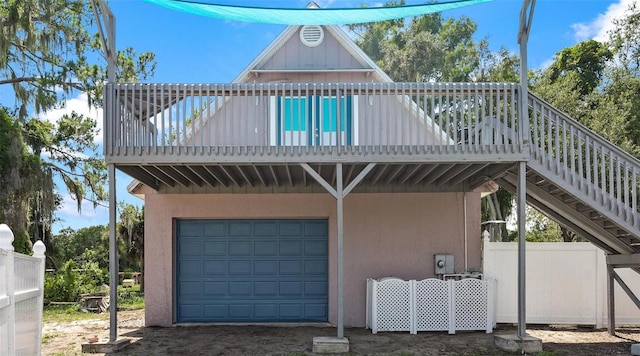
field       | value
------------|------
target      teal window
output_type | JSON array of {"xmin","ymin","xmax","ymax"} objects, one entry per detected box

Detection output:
[{"xmin": 276, "ymin": 96, "xmax": 353, "ymax": 146}]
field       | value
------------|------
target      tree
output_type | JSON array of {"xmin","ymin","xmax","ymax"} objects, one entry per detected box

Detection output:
[
  {"xmin": 351, "ymin": 6, "xmax": 519, "ymax": 240},
  {"xmin": 0, "ymin": 107, "xmax": 43, "ymax": 252},
  {"xmin": 349, "ymin": 2, "xmax": 483, "ymax": 82},
  {"xmin": 0, "ymin": 0, "xmax": 156, "ymax": 248},
  {"xmin": 118, "ymin": 203, "xmax": 144, "ymax": 291}
]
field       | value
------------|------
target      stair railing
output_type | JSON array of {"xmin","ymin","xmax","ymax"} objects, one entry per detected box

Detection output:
[{"xmin": 528, "ymin": 92, "xmax": 640, "ymax": 229}]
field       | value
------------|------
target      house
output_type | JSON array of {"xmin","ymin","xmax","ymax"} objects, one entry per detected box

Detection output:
[{"xmin": 105, "ymin": 2, "xmax": 640, "ymax": 338}]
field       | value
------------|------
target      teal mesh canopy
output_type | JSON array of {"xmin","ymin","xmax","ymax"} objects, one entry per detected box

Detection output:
[{"xmin": 143, "ymin": 0, "xmax": 492, "ymax": 25}]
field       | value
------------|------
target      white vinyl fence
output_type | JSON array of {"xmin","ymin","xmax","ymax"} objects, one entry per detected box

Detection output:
[
  {"xmin": 366, "ymin": 277, "xmax": 495, "ymax": 334},
  {"xmin": 483, "ymin": 239, "xmax": 640, "ymax": 328},
  {"xmin": 0, "ymin": 224, "xmax": 46, "ymax": 356}
]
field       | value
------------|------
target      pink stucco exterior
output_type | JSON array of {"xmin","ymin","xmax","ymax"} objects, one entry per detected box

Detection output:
[{"xmin": 143, "ymin": 191, "xmax": 481, "ymax": 327}]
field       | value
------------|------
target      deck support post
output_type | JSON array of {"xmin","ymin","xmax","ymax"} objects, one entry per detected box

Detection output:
[
  {"xmin": 516, "ymin": 0, "xmax": 535, "ymax": 342},
  {"xmin": 606, "ymin": 253, "xmax": 640, "ymax": 335},
  {"xmin": 336, "ymin": 163, "xmax": 344, "ymax": 338},
  {"xmin": 108, "ymin": 164, "xmax": 118, "ymax": 342},
  {"xmin": 300, "ymin": 163, "xmax": 376, "ymax": 339},
  {"xmin": 607, "ymin": 264, "xmax": 616, "ymax": 335},
  {"xmin": 516, "ymin": 161, "xmax": 527, "ymax": 340}
]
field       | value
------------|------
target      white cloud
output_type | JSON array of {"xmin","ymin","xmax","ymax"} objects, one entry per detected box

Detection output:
[
  {"xmin": 571, "ymin": 0, "xmax": 637, "ymax": 42},
  {"xmin": 38, "ymin": 92, "xmax": 104, "ymax": 145},
  {"xmin": 55, "ymin": 193, "xmax": 109, "ymax": 231}
]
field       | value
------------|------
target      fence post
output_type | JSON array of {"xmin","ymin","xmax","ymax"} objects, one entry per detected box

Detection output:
[
  {"xmin": 0, "ymin": 224, "xmax": 15, "ymax": 356},
  {"xmin": 33, "ymin": 240, "xmax": 46, "ymax": 356}
]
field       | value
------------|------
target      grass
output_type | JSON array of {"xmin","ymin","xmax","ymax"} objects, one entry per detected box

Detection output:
[
  {"xmin": 43, "ymin": 284, "xmax": 144, "ymax": 323},
  {"xmin": 42, "ymin": 304, "xmax": 103, "ymax": 323}
]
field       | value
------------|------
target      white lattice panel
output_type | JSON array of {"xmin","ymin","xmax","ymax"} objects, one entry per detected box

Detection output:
[
  {"xmin": 372, "ymin": 278, "xmax": 412, "ymax": 332},
  {"xmin": 415, "ymin": 279, "xmax": 450, "ymax": 331},
  {"xmin": 454, "ymin": 279, "xmax": 488, "ymax": 331}
]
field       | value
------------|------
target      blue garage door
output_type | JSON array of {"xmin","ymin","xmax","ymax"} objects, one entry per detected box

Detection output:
[{"xmin": 176, "ymin": 219, "xmax": 328, "ymax": 322}]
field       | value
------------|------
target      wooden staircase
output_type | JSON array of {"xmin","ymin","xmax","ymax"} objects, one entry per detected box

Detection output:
[{"xmin": 497, "ymin": 91, "xmax": 640, "ymax": 262}]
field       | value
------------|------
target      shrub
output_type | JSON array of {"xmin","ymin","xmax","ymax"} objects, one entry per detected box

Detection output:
[{"xmin": 44, "ymin": 260, "xmax": 108, "ymax": 302}]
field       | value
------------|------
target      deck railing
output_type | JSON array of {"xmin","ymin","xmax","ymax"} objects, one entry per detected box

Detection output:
[
  {"xmin": 104, "ymin": 82, "xmax": 523, "ymax": 157},
  {"xmin": 529, "ymin": 93, "xmax": 640, "ymax": 227}
]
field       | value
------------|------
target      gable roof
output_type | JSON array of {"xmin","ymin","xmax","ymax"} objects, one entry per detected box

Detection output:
[{"xmin": 233, "ymin": 5, "xmax": 392, "ymax": 83}]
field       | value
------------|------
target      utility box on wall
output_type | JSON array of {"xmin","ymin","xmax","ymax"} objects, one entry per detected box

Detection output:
[{"xmin": 434, "ymin": 254, "xmax": 454, "ymax": 275}]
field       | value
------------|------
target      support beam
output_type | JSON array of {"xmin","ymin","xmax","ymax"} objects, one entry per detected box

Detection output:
[
  {"xmin": 300, "ymin": 162, "xmax": 374, "ymax": 340},
  {"xmin": 108, "ymin": 164, "xmax": 118, "ymax": 342},
  {"xmin": 336, "ymin": 163, "xmax": 344, "ymax": 338},
  {"xmin": 607, "ymin": 265, "xmax": 615, "ymax": 335},
  {"xmin": 343, "ymin": 163, "xmax": 376, "ymax": 196},
  {"xmin": 611, "ymin": 269, "xmax": 640, "ymax": 310},
  {"xmin": 607, "ymin": 253, "xmax": 640, "ymax": 268},
  {"xmin": 517, "ymin": 161, "xmax": 527, "ymax": 339},
  {"xmin": 301, "ymin": 163, "xmax": 338, "ymax": 198}
]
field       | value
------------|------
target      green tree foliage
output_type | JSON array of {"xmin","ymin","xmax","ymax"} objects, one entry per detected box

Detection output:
[
  {"xmin": 532, "ymin": 4, "xmax": 640, "ymax": 158},
  {"xmin": 50, "ymin": 225, "xmax": 109, "ymax": 269},
  {"xmin": 349, "ymin": 1, "xmax": 483, "ymax": 82},
  {"xmin": 0, "ymin": 108, "xmax": 47, "ymax": 252},
  {"xmin": 0, "ymin": 0, "xmax": 156, "ymax": 248},
  {"xmin": 118, "ymin": 203, "xmax": 144, "ymax": 290},
  {"xmin": 1, "ymin": 0, "xmax": 156, "ymax": 116}
]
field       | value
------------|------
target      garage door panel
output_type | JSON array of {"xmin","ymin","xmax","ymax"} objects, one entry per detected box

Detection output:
[
  {"xmin": 229, "ymin": 221, "xmax": 252, "ymax": 236},
  {"xmin": 254, "ymin": 281, "xmax": 278, "ymax": 296},
  {"xmin": 179, "ymin": 281, "xmax": 202, "ymax": 297},
  {"xmin": 203, "ymin": 281, "xmax": 227, "ymax": 297},
  {"xmin": 203, "ymin": 241, "xmax": 226, "ymax": 256},
  {"xmin": 202, "ymin": 260, "xmax": 226, "ymax": 275},
  {"xmin": 279, "ymin": 260, "xmax": 303, "ymax": 275},
  {"xmin": 229, "ymin": 304, "xmax": 252, "ymax": 318},
  {"xmin": 179, "ymin": 241, "xmax": 202, "ymax": 256},
  {"xmin": 279, "ymin": 221, "xmax": 303, "ymax": 236},
  {"xmin": 279, "ymin": 240, "xmax": 303, "ymax": 256},
  {"xmin": 179, "ymin": 221, "xmax": 202, "ymax": 237},
  {"xmin": 305, "ymin": 221, "xmax": 328, "ymax": 236},
  {"xmin": 177, "ymin": 219, "xmax": 327, "ymax": 322},
  {"xmin": 228, "ymin": 260, "xmax": 252, "ymax": 275},
  {"xmin": 304, "ymin": 260, "xmax": 327, "ymax": 275},
  {"xmin": 254, "ymin": 260, "xmax": 277, "ymax": 275},
  {"xmin": 229, "ymin": 241, "xmax": 252, "ymax": 256},
  {"xmin": 179, "ymin": 304, "xmax": 202, "ymax": 320},
  {"xmin": 254, "ymin": 221, "xmax": 278, "ymax": 236},
  {"xmin": 280, "ymin": 303, "xmax": 303, "ymax": 318},
  {"xmin": 203, "ymin": 304, "xmax": 227, "ymax": 318},
  {"xmin": 305, "ymin": 281, "xmax": 327, "ymax": 296},
  {"xmin": 305, "ymin": 240, "xmax": 327, "ymax": 256},
  {"xmin": 254, "ymin": 241, "xmax": 278, "ymax": 256},
  {"xmin": 229, "ymin": 281, "xmax": 252, "ymax": 296},
  {"xmin": 305, "ymin": 304, "xmax": 328, "ymax": 318},
  {"xmin": 179, "ymin": 261, "xmax": 201, "ymax": 276},
  {"xmin": 254, "ymin": 304, "xmax": 278, "ymax": 318},
  {"xmin": 203, "ymin": 221, "xmax": 227, "ymax": 237},
  {"xmin": 279, "ymin": 281, "xmax": 303, "ymax": 296}
]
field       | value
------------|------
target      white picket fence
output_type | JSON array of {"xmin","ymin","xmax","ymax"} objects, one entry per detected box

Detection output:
[
  {"xmin": 0, "ymin": 224, "xmax": 46, "ymax": 356},
  {"xmin": 366, "ymin": 277, "xmax": 495, "ymax": 334},
  {"xmin": 483, "ymin": 239, "xmax": 640, "ymax": 328}
]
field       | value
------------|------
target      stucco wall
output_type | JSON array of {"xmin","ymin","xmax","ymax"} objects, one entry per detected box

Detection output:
[{"xmin": 144, "ymin": 192, "xmax": 481, "ymax": 327}]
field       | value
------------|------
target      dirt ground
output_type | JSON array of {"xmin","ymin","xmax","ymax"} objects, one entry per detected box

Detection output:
[{"xmin": 42, "ymin": 309, "xmax": 640, "ymax": 355}]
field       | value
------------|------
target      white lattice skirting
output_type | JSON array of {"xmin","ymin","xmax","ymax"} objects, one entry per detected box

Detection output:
[{"xmin": 366, "ymin": 277, "xmax": 496, "ymax": 334}]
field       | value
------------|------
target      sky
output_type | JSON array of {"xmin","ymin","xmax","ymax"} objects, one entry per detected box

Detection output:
[{"xmin": 40, "ymin": 0, "xmax": 636, "ymax": 233}]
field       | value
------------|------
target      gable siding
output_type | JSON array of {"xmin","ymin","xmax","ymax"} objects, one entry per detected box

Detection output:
[{"xmin": 260, "ymin": 27, "xmax": 365, "ymax": 71}]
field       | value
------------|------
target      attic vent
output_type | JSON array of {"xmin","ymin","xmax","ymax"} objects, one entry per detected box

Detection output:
[{"xmin": 300, "ymin": 25, "xmax": 324, "ymax": 47}]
